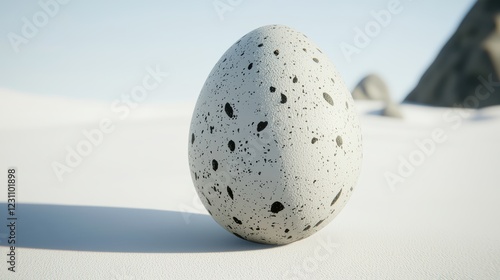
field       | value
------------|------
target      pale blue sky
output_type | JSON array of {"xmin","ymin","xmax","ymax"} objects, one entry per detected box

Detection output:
[{"xmin": 0, "ymin": 0, "xmax": 476, "ymax": 103}]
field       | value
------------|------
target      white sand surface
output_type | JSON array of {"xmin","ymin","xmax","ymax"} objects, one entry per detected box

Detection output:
[{"xmin": 0, "ymin": 90, "xmax": 499, "ymax": 279}]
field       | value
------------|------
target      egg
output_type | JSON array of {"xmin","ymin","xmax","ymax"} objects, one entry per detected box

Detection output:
[{"xmin": 188, "ymin": 25, "xmax": 362, "ymax": 245}]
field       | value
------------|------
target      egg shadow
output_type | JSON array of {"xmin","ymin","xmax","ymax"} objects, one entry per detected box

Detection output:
[{"xmin": 0, "ymin": 203, "xmax": 275, "ymax": 253}]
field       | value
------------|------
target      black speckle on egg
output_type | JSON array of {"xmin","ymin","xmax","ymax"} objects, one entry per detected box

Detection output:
[
  {"xmin": 258, "ymin": 43, "xmax": 263, "ymax": 47},
  {"xmin": 233, "ymin": 217, "xmax": 242, "ymax": 224},
  {"xmin": 280, "ymin": 94, "xmax": 287, "ymax": 104},
  {"xmin": 257, "ymin": 121, "xmax": 268, "ymax": 132},
  {"xmin": 270, "ymin": 201, "xmax": 285, "ymax": 213},
  {"xmin": 224, "ymin": 102, "xmax": 234, "ymax": 118},
  {"xmin": 313, "ymin": 58, "xmax": 319, "ymax": 63},
  {"xmin": 303, "ymin": 225, "xmax": 311, "ymax": 231},
  {"xmin": 248, "ymin": 63, "xmax": 253, "ymax": 70},
  {"xmin": 233, "ymin": 232, "xmax": 245, "ymax": 239},
  {"xmin": 331, "ymin": 189, "xmax": 343, "ymax": 206},
  {"xmin": 336, "ymin": 136, "xmax": 343, "ymax": 147},
  {"xmin": 191, "ymin": 133, "xmax": 195, "ymax": 144},
  {"xmin": 323, "ymin": 92, "xmax": 334, "ymax": 106},
  {"xmin": 311, "ymin": 137, "xmax": 318, "ymax": 144},
  {"xmin": 212, "ymin": 159, "xmax": 218, "ymax": 171},
  {"xmin": 314, "ymin": 219, "xmax": 324, "ymax": 227},
  {"xmin": 273, "ymin": 49, "xmax": 279, "ymax": 56},
  {"xmin": 292, "ymin": 76, "xmax": 298, "ymax": 83},
  {"xmin": 227, "ymin": 186, "xmax": 234, "ymax": 199},
  {"xmin": 270, "ymin": 86, "xmax": 276, "ymax": 93},
  {"xmin": 228, "ymin": 140, "xmax": 235, "ymax": 152}
]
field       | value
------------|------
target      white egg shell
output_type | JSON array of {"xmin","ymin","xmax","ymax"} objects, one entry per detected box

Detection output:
[{"xmin": 188, "ymin": 25, "xmax": 362, "ymax": 245}]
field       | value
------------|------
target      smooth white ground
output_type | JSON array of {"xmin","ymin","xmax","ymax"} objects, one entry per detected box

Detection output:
[{"xmin": 1, "ymin": 90, "xmax": 499, "ymax": 280}]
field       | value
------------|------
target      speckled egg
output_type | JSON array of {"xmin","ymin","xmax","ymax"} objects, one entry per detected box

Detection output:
[{"xmin": 188, "ymin": 25, "xmax": 362, "ymax": 245}]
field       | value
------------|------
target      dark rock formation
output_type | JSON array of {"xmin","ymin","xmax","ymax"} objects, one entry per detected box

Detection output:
[{"xmin": 404, "ymin": 0, "xmax": 500, "ymax": 108}]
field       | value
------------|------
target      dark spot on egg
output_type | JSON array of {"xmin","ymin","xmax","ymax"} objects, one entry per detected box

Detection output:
[
  {"xmin": 224, "ymin": 102, "xmax": 234, "ymax": 118},
  {"xmin": 227, "ymin": 186, "xmax": 234, "ymax": 199},
  {"xmin": 270, "ymin": 86, "xmax": 276, "ymax": 93},
  {"xmin": 257, "ymin": 121, "xmax": 268, "ymax": 132},
  {"xmin": 270, "ymin": 201, "xmax": 285, "ymax": 213},
  {"xmin": 212, "ymin": 159, "xmax": 218, "ymax": 171},
  {"xmin": 191, "ymin": 133, "xmax": 195, "ymax": 144},
  {"xmin": 233, "ymin": 232, "xmax": 245, "ymax": 239},
  {"xmin": 280, "ymin": 93, "xmax": 287, "ymax": 104},
  {"xmin": 233, "ymin": 217, "xmax": 242, "ymax": 224},
  {"xmin": 228, "ymin": 140, "xmax": 235, "ymax": 152},
  {"xmin": 292, "ymin": 76, "xmax": 298, "ymax": 83},
  {"xmin": 313, "ymin": 58, "xmax": 319, "ymax": 63},
  {"xmin": 331, "ymin": 189, "xmax": 343, "ymax": 206},
  {"xmin": 311, "ymin": 137, "xmax": 318, "ymax": 144},
  {"xmin": 314, "ymin": 219, "xmax": 324, "ymax": 227},
  {"xmin": 336, "ymin": 136, "xmax": 343, "ymax": 147},
  {"xmin": 323, "ymin": 92, "xmax": 334, "ymax": 106},
  {"xmin": 273, "ymin": 49, "xmax": 279, "ymax": 56},
  {"xmin": 248, "ymin": 63, "xmax": 253, "ymax": 70}
]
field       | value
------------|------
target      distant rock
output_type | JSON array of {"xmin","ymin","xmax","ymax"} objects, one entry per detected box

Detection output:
[
  {"xmin": 352, "ymin": 74, "xmax": 391, "ymax": 101},
  {"xmin": 404, "ymin": 0, "xmax": 500, "ymax": 108},
  {"xmin": 383, "ymin": 102, "xmax": 404, "ymax": 118},
  {"xmin": 352, "ymin": 74, "xmax": 403, "ymax": 118}
]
